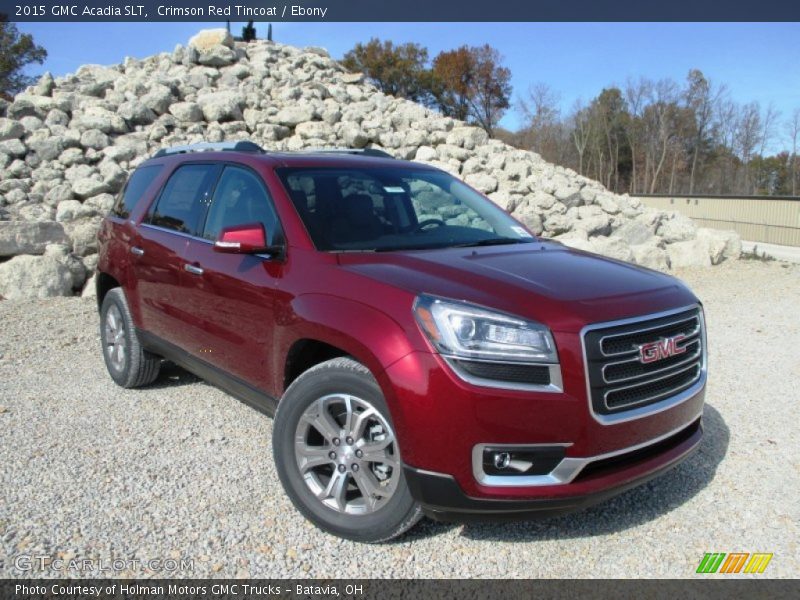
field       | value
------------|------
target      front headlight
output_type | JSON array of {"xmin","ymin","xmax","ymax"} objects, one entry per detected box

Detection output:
[{"xmin": 413, "ymin": 294, "xmax": 558, "ymax": 363}]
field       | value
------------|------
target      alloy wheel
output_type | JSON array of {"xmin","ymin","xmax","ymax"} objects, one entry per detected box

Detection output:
[
  {"xmin": 104, "ymin": 304, "xmax": 127, "ymax": 371},
  {"xmin": 294, "ymin": 393, "xmax": 400, "ymax": 515}
]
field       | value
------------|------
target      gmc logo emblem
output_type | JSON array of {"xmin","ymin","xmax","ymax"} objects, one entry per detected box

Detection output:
[{"xmin": 639, "ymin": 334, "xmax": 687, "ymax": 364}]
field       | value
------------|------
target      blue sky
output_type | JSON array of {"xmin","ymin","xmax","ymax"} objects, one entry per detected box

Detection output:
[{"xmin": 19, "ymin": 22, "xmax": 800, "ymax": 148}]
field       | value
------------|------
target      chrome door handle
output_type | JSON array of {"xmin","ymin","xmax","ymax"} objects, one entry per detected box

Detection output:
[
  {"xmin": 130, "ymin": 246, "xmax": 144, "ymax": 256},
  {"xmin": 184, "ymin": 264, "xmax": 204, "ymax": 276}
]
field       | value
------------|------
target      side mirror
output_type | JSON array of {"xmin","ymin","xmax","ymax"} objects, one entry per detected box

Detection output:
[{"xmin": 214, "ymin": 223, "xmax": 271, "ymax": 254}]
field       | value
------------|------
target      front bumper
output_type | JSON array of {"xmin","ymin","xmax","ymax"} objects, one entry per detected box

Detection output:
[
  {"xmin": 380, "ymin": 346, "xmax": 706, "ymax": 501},
  {"xmin": 403, "ymin": 416, "xmax": 703, "ymax": 521}
]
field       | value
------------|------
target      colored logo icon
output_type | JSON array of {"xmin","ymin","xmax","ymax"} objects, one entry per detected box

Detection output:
[{"xmin": 697, "ymin": 553, "xmax": 773, "ymax": 574}]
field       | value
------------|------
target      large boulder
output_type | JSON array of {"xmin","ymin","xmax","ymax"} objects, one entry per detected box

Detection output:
[
  {"xmin": 446, "ymin": 126, "xmax": 488, "ymax": 150},
  {"xmin": 198, "ymin": 45, "xmax": 237, "ymax": 68},
  {"xmin": 169, "ymin": 102, "xmax": 204, "ymax": 123},
  {"xmin": 589, "ymin": 236, "xmax": 635, "ymax": 263},
  {"xmin": 0, "ymin": 254, "xmax": 73, "ymax": 299},
  {"xmin": 275, "ymin": 105, "xmax": 317, "ymax": 127},
  {"xmin": 72, "ymin": 178, "xmax": 109, "ymax": 199},
  {"xmin": 464, "ymin": 173, "xmax": 498, "ymax": 194},
  {"xmin": 612, "ymin": 220, "xmax": 655, "ymax": 246},
  {"xmin": 188, "ymin": 28, "xmax": 234, "ymax": 52},
  {"xmin": 666, "ymin": 240, "xmax": 712, "ymax": 268},
  {"xmin": 56, "ymin": 199, "xmax": 98, "ymax": 222},
  {"xmin": 514, "ymin": 205, "xmax": 543, "ymax": 235},
  {"xmin": 197, "ymin": 91, "xmax": 244, "ymax": 122},
  {"xmin": 0, "ymin": 118, "xmax": 24, "ymax": 141},
  {"xmin": 657, "ymin": 212, "xmax": 697, "ymax": 243},
  {"xmin": 72, "ymin": 107, "xmax": 128, "ymax": 134},
  {"xmin": 0, "ymin": 221, "xmax": 68, "ymax": 256},
  {"xmin": 44, "ymin": 243, "xmax": 87, "ymax": 290},
  {"xmin": 65, "ymin": 217, "xmax": 102, "ymax": 256},
  {"xmin": 118, "ymin": 100, "xmax": 157, "ymax": 126},
  {"xmin": 572, "ymin": 206, "xmax": 611, "ymax": 237},
  {"xmin": 631, "ymin": 241, "xmax": 670, "ymax": 271},
  {"xmin": 188, "ymin": 29, "xmax": 237, "ymax": 67},
  {"xmin": 554, "ymin": 185, "xmax": 582, "ymax": 209},
  {"xmin": 554, "ymin": 231, "xmax": 594, "ymax": 253},
  {"xmin": 696, "ymin": 228, "xmax": 741, "ymax": 264}
]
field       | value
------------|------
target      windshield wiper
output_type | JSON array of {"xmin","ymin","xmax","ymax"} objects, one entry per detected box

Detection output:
[
  {"xmin": 374, "ymin": 244, "xmax": 448, "ymax": 252},
  {"xmin": 373, "ymin": 239, "xmax": 533, "ymax": 252},
  {"xmin": 451, "ymin": 238, "xmax": 533, "ymax": 248}
]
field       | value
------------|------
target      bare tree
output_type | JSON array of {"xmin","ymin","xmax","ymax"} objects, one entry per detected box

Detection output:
[
  {"xmin": 590, "ymin": 87, "xmax": 627, "ymax": 191},
  {"xmin": 570, "ymin": 100, "xmax": 592, "ymax": 176},
  {"xmin": 734, "ymin": 102, "xmax": 762, "ymax": 192},
  {"xmin": 754, "ymin": 103, "xmax": 780, "ymax": 193},
  {"xmin": 788, "ymin": 108, "xmax": 800, "ymax": 196},
  {"xmin": 684, "ymin": 69, "xmax": 726, "ymax": 194},
  {"xmin": 517, "ymin": 82, "xmax": 561, "ymax": 156},
  {"xmin": 643, "ymin": 79, "xmax": 679, "ymax": 193},
  {"xmin": 712, "ymin": 98, "xmax": 741, "ymax": 194},
  {"xmin": 624, "ymin": 77, "xmax": 650, "ymax": 194}
]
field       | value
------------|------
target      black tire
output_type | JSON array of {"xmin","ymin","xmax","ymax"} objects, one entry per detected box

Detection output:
[
  {"xmin": 273, "ymin": 357, "xmax": 422, "ymax": 543},
  {"xmin": 100, "ymin": 287, "xmax": 161, "ymax": 388}
]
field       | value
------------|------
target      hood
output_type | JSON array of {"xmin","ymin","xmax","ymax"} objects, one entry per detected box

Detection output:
[{"xmin": 336, "ymin": 241, "xmax": 697, "ymax": 331}]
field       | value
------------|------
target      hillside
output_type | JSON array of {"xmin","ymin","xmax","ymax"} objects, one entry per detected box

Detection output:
[{"xmin": 0, "ymin": 29, "xmax": 740, "ymax": 299}]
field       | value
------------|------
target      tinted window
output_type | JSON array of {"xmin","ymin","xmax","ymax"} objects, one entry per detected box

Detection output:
[
  {"xmin": 112, "ymin": 165, "xmax": 163, "ymax": 219},
  {"xmin": 149, "ymin": 164, "xmax": 218, "ymax": 235},
  {"xmin": 202, "ymin": 166, "xmax": 280, "ymax": 243},
  {"xmin": 277, "ymin": 167, "xmax": 533, "ymax": 252}
]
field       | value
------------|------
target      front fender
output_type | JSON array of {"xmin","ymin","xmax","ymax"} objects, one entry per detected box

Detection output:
[{"xmin": 273, "ymin": 293, "xmax": 417, "ymax": 396}]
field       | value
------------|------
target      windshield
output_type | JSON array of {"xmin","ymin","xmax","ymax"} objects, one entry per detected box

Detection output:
[{"xmin": 276, "ymin": 167, "xmax": 535, "ymax": 252}]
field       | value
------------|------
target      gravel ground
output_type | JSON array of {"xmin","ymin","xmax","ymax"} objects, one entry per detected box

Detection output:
[{"xmin": 0, "ymin": 259, "xmax": 798, "ymax": 579}]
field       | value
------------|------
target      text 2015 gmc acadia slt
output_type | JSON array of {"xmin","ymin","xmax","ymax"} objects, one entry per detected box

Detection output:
[{"xmin": 96, "ymin": 141, "xmax": 706, "ymax": 542}]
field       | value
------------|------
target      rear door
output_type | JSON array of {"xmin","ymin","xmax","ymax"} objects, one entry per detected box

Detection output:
[
  {"xmin": 179, "ymin": 164, "xmax": 284, "ymax": 391},
  {"xmin": 100, "ymin": 164, "xmax": 165, "ymax": 317},
  {"xmin": 131, "ymin": 163, "xmax": 221, "ymax": 349}
]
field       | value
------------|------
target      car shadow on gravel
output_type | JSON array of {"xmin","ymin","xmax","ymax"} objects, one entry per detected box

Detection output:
[
  {"xmin": 146, "ymin": 361, "xmax": 202, "ymax": 388},
  {"xmin": 402, "ymin": 404, "xmax": 729, "ymax": 543}
]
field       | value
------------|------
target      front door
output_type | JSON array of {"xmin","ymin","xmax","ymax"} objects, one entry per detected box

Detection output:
[{"xmin": 179, "ymin": 165, "xmax": 285, "ymax": 392}]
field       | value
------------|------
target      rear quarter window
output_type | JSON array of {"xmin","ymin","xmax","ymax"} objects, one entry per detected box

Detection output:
[{"xmin": 112, "ymin": 165, "xmax": 163, "ymax": 219}]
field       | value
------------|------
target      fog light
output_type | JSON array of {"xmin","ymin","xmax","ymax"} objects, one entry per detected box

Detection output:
[
  {"xmin": 481, "ymin": 446, "xmax": 566, "ymax": 476},
  {"xmin": 493, "ymin": 452, "xmax": 511, "ymax": 470}
]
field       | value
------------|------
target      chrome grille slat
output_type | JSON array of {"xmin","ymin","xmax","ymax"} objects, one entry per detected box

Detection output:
[
  {"xmin": 603, "ymin": 362, "xmax": 701, "ymax": 406},
  {"xmin": 605, "ymin": 366, "xmax": 702, "ymax": 411},
  {"xmin": 602, "ymin": 339, "xmax": 702, "ymax": 384},
  {"xmin": 599, "ymin": 315, "xmax": 701, "ymax": 357},
  {"xmin": 582, "ymin": 306, "xmax": 705, "ymax": 417}
]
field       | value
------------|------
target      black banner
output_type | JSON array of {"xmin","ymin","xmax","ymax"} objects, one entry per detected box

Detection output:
[
  {"xmin": 2, "ymin": 0, "xmax": 799, "ymax": 22},
  {"xmin": 2, "ymin": 580, "xmax": 800, "ymax": 600}
]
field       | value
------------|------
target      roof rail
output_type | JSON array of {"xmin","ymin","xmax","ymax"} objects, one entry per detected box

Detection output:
[
  {"xmin": 151, "ymin": 141, "xmax": 266, "ymax": 159},
  {"xmin": 303, "ymin": 148, "xmax": 395, "ymax": 159}
]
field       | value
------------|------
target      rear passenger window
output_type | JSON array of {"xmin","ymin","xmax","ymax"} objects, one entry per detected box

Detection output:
[
  {"xmin": 112, "ymin": 165, "xmax": 162, "ymax": 219},
  {"xmin": 149, "ymin": 164, "xmax": 218, "ymax": 235}
]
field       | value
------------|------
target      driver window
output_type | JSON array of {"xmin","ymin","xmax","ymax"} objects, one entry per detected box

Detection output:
[{"xmin": 203, "ymin": 166, "xmax": 280, "ymax": 243}]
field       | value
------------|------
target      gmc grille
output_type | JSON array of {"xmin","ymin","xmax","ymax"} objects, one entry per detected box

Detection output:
[{"xmin": 583, "ymin": 307, "xmax": 704, "ymax": 415}]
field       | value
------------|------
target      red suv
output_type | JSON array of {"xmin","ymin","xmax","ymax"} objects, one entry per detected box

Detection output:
[{"xmin": 96, "ymin": 141, "xmax": 706, "ymax": 542}]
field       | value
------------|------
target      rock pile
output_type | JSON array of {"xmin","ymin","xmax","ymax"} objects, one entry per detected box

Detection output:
[{"xmin": 0, "ymin": 28, "xmax": 741, "ymax": 299}]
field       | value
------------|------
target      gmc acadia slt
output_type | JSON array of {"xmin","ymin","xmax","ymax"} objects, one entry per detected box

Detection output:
[{"xmin": 96, "ymin": 141, "xmax": 707, "ymax": 542}]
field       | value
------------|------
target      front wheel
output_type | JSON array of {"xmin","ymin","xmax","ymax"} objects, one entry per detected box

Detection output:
[{"xmin": 272, "ymin": 357, "xmax": 422, "ymax": 542}]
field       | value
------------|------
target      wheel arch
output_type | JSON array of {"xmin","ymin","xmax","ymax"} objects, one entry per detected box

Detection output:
[
  {"xmin": 96, "ymin": 271, "xmax": 121, "ymax": 312},
  {"xmin": 283, "ymin": 339, "xmax": 350, "ymax": 391},
  {"xmin": 275, "ymin": 293, "xmax": 418, "ymax": 399}
]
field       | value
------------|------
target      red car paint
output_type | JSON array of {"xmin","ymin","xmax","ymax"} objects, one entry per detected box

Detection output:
[{"xmin": 97, "ymin": 150, "xmax": 705, "ymax": 515}]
